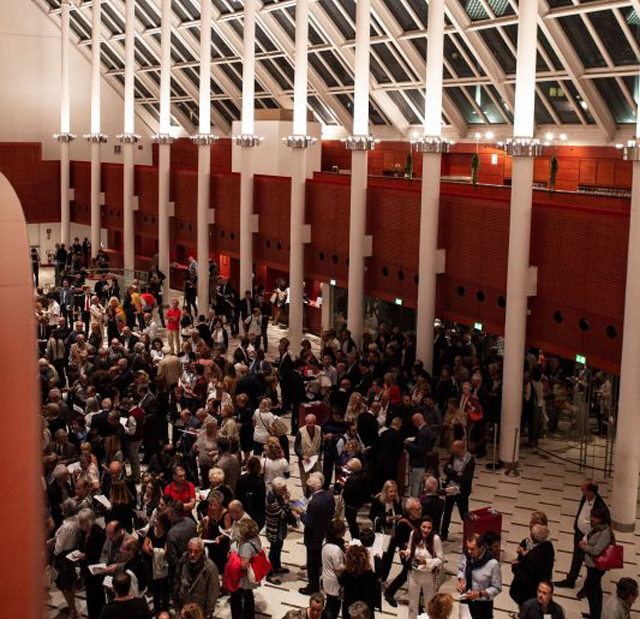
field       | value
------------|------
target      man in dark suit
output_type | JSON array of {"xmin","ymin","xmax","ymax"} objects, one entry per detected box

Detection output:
[
  {"xmin": 238, "ymin": 290, "xmax": 254, "ymax": 335},
  {"xmin": 59, "ymin": 280, "xmax": 74, "ymax": 323},
  {"xmin": 77, "ymin": 285, "xmax": 93, "ymax": 332},
  {"xmin": 233, "ymin": 338, "xmax": 251, "ymax": 365},
  {"xmin": 440, "ymin": 440, "xmax": 475, "ymax": 540},
  {"xmin": 404, "ymin": 412, "xmax": 433, "ymax": 496},
  {"xmin": 299, "ymin": 472, "xmax": 335, "ymax": 595},
  {"xmin": 555, "ymin": 479, "xmax": 608, "ymax": 595},
  {"xmin": 419, "ymin": 476, "xmax": 445, "ymax": 534},
  {"xmin": 119, "ymin": 327, "xmax": 139, "ymax": 354},
  {"xmin": 278, "ymin": 337, "xmax": 295, "ymax": 412}
]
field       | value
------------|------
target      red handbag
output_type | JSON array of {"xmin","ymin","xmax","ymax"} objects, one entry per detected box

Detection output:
[
  {"xmin": 594, "ymin": 544, "xmax": 624, "ymax": 571},
  {"xmin": 248, "ymin": 548, "xmax": 272, "ymax": 583}
]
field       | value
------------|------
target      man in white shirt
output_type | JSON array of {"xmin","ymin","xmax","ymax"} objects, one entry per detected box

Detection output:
[
  {"xmin": 555, "ymin": 479, "xmax": 607, "ymax": 594},
  {"xmin": 142, "ymin": 313, "xmax": 158, "ymax": 340},
  {"xmin": 47, "ymin": 294, "xmax": 61, "ymax": 327}
]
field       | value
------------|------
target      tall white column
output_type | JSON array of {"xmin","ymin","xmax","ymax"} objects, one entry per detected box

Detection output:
[
  {"xmin": 86, "ymin": 0, "xmax": 106, "ymax": 260},
  {"xmin": 237, "ymin": 0, "xmax": 261, "ymax": 297},
  {"xmin": 415, "ymin": 0, "xmax": 446, "ymax": 373},
  {"xmin": 611, "ymin": 128, "xmax": 640, "ymax": 531},
  {"xmin": 119, "ymin": 0, "xmax": 138, "ymax": 274},
  {"xmin": 57, "ymin": 0, "xmax": 73, "ymax": 248},
  {"xmin": 286, "ymin": 0, "xmax": 314, "ymax": 350},
  {"xmin": 194, "ymin": 0, "xmax": 216, "ymax": 312},
  {"xmin": 155, "ymin": 0, "xmax": 173, "ymax": 302},
  {"xmin": 499, "ymin": 0, "xmax": 539, "ymax": 465},
  {"xmin": 345, "ymin": 0, "xmax": 372, "ymax": 346}
]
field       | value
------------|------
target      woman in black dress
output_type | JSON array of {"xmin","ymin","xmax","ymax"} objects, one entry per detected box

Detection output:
[
  {"xmin": 201, "ymin": 490, "xmax": 233, "ymax": 574},
  {"xmin": 236, "ymin": 393, "xmax": 254, "ymax": 466}
]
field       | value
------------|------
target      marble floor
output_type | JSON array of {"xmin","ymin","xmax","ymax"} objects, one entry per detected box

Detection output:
[{"xmin": 39, "ymin": 268, "xmax": 640, "ymax": 619}]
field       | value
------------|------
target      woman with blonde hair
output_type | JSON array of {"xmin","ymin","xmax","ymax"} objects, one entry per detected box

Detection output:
[
  {"xmin": 252, "ymin": 397, "xmax": 276, "ymax": 455},
  {"xmin": 219, "ymin": 403, "xmax": 240, "ymax": 442},
  {"xmin": 345, "ymin": 392, "xmax": 366, "ymax": 423},
  {"xmin": 370, "ymin": 479, "xmax": 402, "ymax": 534},
  {"xmin": 263, "ymin": 436, "xmax": 290, "ymax": 492},
  {"xmin": 230, "ymin": 517, "xmax": 262, "ymax": 619},
  {"xmin": 194, "ymin": 417, "xmax": 219, "ymax": 486}
]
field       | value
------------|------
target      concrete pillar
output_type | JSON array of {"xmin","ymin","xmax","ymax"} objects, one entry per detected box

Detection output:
[
  {"xmin": 415, "ymin": 0, "xmax": 446, "ymax": 373},
  {"xmin": 499, "ymin": 0, "xmax": 540, "ymax": 465},
  {"xmin": 119, "ymin": 0, "xmax": 138, "ymax": 274},
  {"xmin": 345, "ymin": 0, "xmax": 372, "ymax": 346},
  {"xmin": 611, "ymin": 131, "xmax": 640, "ymax": 531},
  {"xmin": 155, "ymin": 0, "xmax": 173, "ymax": 302},
  {"xmin": 237, "ymin": 0, "xmax": 261, "ymax": 297},
  {"xmin": 57, "ymin": 0, "xmax": 73, "ymax": 248},
  {"xmin": 86, "ymin": 0, "xmax": 105, "ymax": 260},
  {"xmin": 0, "ymin": 173, "xmax": 43, "ymax": 619},
  {"xmin": 194, "ymin": 0, "xmax": 216, "ymax": 312},
  {"xmin": 286, "ymin": 0, "xmax": 314, "ymax": 350}
]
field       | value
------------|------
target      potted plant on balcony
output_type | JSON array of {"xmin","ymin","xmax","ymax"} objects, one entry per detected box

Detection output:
[{"xmin": 471, "ymin": 153, "xmax": 480, "ymax": 186}]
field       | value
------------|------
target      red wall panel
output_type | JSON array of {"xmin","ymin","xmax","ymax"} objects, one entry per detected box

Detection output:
[
  {"xmin": 254, "ymin": 175, "xmax": 291, "ymax": 271},
  {"xmin": 151, "ymin": 138, "xmax": 232, "ymax": 173},
  {"xmin": 210, "ymin": 172, "xmax": 241, "ymax": 259},
  {"xmin": 70, "ymin": 161, "xmax": 91, "ymax": 225}
]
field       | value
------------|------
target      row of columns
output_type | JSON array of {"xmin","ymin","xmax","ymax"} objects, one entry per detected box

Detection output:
[{"xmin": 61, "ymin": 0, "xmax": 640, "ymax": 531}]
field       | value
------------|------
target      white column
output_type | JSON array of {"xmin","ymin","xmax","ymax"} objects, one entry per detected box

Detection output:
[
  {"xmin": 415, "ymin": 0, "xmax": 446, "ymax": 373},
  {"xmin": 121, "ymin": 0, "xmax": 136, "ymax": 274},
  {"xmin": 156, "ymin": 0, "xmax": 172, "ymax": 302},
  {"xmin": 499, "ymin": 0, "xmax": 539, "ymax": 465},
  {"xmin": 237, "ymin": 0, "xmax": 260, "ymax": 297},
  {"xmin": 611, "ymin": 128, "xmax": 640, "ymax": 531},
  {"xmin": 58, "ymin": 0, "xmax": 73, "ymax": 248},
  {"xmin": 195, "ymin": 0, "xmax": 214, "ymax": 312},
  {"xmin": 87, "ymin": 0, "xmax": 104, "ymax": 260},
  {"xmin": 346, "ymin": 0, "xmax": 372, "ymax": 346},
  {"xmin": 286, "ymin": 0, "xmax": 311, "ymax": 350}
]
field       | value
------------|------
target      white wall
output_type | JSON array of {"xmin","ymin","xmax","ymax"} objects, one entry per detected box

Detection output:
[
  {"xmin": 27, "ymin": 222, "xmax": 108, "ymax": 262},
  {"xmin": 0, "ymin": 0, "xmax": 153, "ymax": 164},
  {"xmin": 231, "ymin": 120, "xmax": 323, "ymax": 178}
]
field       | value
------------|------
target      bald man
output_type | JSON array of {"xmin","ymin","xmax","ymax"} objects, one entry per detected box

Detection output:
[
  {"xmin": 441, "ymin": 440, "xmax": 475, "ymax": 541},
  {"xmin": 405, "ymin": 412, "xmax": 433, "ymax": 496}
]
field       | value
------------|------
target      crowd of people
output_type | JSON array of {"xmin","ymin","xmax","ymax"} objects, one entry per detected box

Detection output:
[{"xmin": 36, "ymin": 265, "xmax": 636, "ymax": 619}]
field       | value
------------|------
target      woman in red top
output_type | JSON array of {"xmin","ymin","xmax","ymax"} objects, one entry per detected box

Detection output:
[
  {"xmin": 163, "ymin": 466, "xmax": 196, "ymax": 512},
  {"xmin": 383, "ymin": 373, "xmax": 402, "ymax": 406},
  {"xmin": 165, "ymin": 298, "xmax": 182, "ymax": 355}
]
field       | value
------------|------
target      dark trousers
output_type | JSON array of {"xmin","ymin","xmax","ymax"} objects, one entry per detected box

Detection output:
[
  {"xmin": 259, "ymin": 325, "xmax": 269, "ymax": 351},
  {"xmin": 441, "ymin": 493, "xmax": 470, "ymax": 539},
  {"xmin": 585, "ymin": 567, "xmax": 604, "ymax": 619},
  {"xmin": 151, "ymin": 577, "xmax": 170, "ymax": 613},
  {"xmin": 465, "ymin": 601, "xmax": 494, "ymax": 619},
  {"xmin": 85, "ymin": 574, "xmax": 106, "ymax": 619},
  {"xmin": 566, "ymin": 530, "xmax": 585, "ymax": 585},
  {"xmin": 230, "ymin": 588, "xmax": 255, "ymax": 619},
  {"xmin": 345, "ymin": 505, "xmax": 360, "ymax": 540},
  {"xmin": 326, "ymin": 593, "xmax": 341, "ymax": 619},
  {"xmin": 269, "ymin": 539, "xmax": 283, "ymax": 571},
  {"xmin": 185, "ymin": 298, "xmax": 197, "ymax": 317},
  {"xmin": 381, "ymin": 539, "xmax": 397, "ymax": 581},
  {"xmin": 385, "ymin": 558, "xmax": 409, "ymax": 599},
  {"xmin": 307, "ymin": 546, "xmax": 322, "ymax": 592},
  {"xmin": 323, "ymin": 456, "xmax": 337, "ymax": 489}
]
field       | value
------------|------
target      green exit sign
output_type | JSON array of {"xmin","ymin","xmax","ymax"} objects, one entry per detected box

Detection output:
[
  {"xmin": 474, "ymin": 322, "xmax": 483, "ymax": 330},
  {"xmin": 395, "ymin": 298, "xmax": 403, "ymax": 306},
  {"xmin": 576, "ymin": 354, "xmax": 586, "ymax": 364}
]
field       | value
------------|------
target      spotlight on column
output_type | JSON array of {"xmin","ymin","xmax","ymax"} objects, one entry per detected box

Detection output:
[
  {"xmin": 343, "ymin": 135, "xmax": 377, "ymax": 150},
  {"xmin": 545, "ymin": 132, "xmax": 554, "ymax": 141},
  {"xmin": 234, "ymin": 134, "xmax": 264, "ymax": 147},
  {"xmin": 83, "ymin": 133, "xmax": 108, "ymax": 143},
  {"xmin": 394, "ymin": 298, "xmax": 403, "ymax": 306},
  {"xmin": 484, "ymin": 131, "xmax": 494, "ymax": 140},
  {"xmin": 151, "ymin": 134, "xmax": 174, "ymax": 144},
  {"xmin": 191, "ymin": 134, "xmax": 219, "ymax": 145},
  {"xmin": 503, "ymin": 137, "xmax": 542, "ymax": 157},
  {"xmin": 54, "ymin": 133, "xmax": 76, "ymax": 142},
  {"xmin": 330, "ymin": 279, "xmax": 337, "ymax": 286},
  {"xmin": 624, "ymin": 139, "xmax": 640, "ymax": 161},
  {"xmin": 411, "ymin": 135, "xmax": 450, "ymax": 154},
  {"xmin": 116, "ymin": 133, "xmax": 141, "ymax": 143},
  {"xmin": 282, "ymin": 135, "xmax": 317, "ymax": 149}
]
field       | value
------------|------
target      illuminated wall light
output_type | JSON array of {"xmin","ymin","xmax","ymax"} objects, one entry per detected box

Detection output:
[
  {"xmin": 545, "ymin": 132, "xmax": 554, "ymax": 141},
  {"xmin": 485, "ymin": 131, "xmax": 494, "ymax": 140},
  {"xmin": 474, "ymin": 132, "xmax": 482, "ymax": 139},
  {"xmin": 615, "ymin": 143, "xmax": 624, "ymax": 150},
  {"xmin": 559, "ymin": 133, "xmax": 567, "ymax": 141},
  {"xmin": 330, "ymin": 279, "xmax": 337, "ymax": 286},
  {"xmin": 474, "ymin": 322, "xmax": 483, "ymax": 331},
  {"xmin": 491, "ymin": 153, "xmax": 498, "ymax": 165},
  {"xmin": 395, "ymin": 298, "xmax": 403, "ymax": 306}
]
